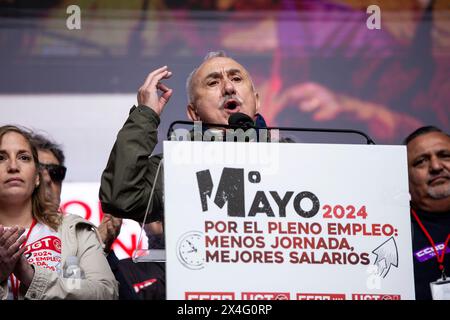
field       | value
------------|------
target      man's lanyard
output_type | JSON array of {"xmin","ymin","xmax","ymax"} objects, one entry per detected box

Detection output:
[
  {"xmin": 411, "ymin": 208, "xmax": 450, "ymax": 279},
  {"xmin": 9, "ymin": 218, "xmax": 36, "ymax": 300}
]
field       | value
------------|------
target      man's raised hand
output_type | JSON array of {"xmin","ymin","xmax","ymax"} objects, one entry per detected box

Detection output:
[{"xmin": 137, "ymin": 66, "xmax": 173, "ymax": 116}]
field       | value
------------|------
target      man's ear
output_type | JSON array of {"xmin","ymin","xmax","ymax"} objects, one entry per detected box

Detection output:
[
  {"xmin": 255, "ymin": 92, "xmax": 260, "ymax": 114},
  {"xmin": 187, "ymin": 103, "xmax": 200, "ymax": 121}
]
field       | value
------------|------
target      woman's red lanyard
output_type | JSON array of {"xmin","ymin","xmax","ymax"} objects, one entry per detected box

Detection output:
[
  {"xmin": 9, "ymin": 218, "xmax": 36, "ymax": 300},
  {"xmin": 411, "ymin": 209, "xmax": 450, "ymax": 280}
]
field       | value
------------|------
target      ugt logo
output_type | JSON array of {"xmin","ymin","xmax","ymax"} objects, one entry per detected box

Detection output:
[{"xmin": 196, "ymin": 167, "xmax": 320, "ymax": 218}]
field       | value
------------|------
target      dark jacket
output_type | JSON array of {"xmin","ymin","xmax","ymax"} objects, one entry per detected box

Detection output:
[{"xmin": 411, "ymin": 208, "xmax": 450, "ymax": 300}]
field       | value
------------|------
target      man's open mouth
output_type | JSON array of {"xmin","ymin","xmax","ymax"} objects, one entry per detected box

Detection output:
[{"xmin": 223, "ymin": 100, "xmax": 240, "ymax": 112}]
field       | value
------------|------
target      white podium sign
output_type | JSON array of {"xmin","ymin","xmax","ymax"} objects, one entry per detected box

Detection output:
[{"xmin": 164, "ymin": 141, "xmax": 415, "ymax": 300}]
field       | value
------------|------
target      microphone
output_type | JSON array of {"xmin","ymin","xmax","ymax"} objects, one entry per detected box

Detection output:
[
  {"xmin": 228, "ymin": 112, "xmax": 255, "ymax": 129},
  {"xmin": 227, "ymin": 112, "xmax": 261, "ymax": 142}
]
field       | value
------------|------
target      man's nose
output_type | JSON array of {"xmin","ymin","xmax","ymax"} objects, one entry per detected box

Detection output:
[
  {"xmin": 222, "ymin": 78, "xmax": 236, "ymax": 95},
  {"xmin": 429, "ymin": 156, "xmax": 443, "ymax": 173},
  {"xmin": 41, "ymin": 169, "xmax": 52, "ymax": 184}
]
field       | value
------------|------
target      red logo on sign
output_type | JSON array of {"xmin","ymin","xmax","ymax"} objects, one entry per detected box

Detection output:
[
  {"xmin": 241, "ymin": 292, "xmax": 290, "ymax": 300},
  {"xmin": 185, "ymin": 292, "xmax": 235, "ymax": 300},
  {"xmin": 297, "ymin": 293, "xmax": 346, "ymax": 300},
  {"xmin": 352, "ymin": 294, "xmax": 401, "ymax": 300}
]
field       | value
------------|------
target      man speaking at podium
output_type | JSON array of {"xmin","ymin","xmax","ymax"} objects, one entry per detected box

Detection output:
[{"xmin": 99, "ymin": 51, "xmax": 264, "ymax": 224}]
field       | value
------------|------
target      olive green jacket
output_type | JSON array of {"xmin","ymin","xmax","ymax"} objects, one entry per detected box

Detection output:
[{"xmin": 99, "ymin": 105, "xmax": 164, "ymax": 223}]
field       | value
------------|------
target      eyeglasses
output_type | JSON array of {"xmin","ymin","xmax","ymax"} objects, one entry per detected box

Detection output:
[{"xmin": 39, "ymin": 163, "xmax": 67, "ymax": 183}]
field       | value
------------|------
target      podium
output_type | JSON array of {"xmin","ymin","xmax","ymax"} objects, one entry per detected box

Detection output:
[{"xmin": 138, "ymin": 140, "xmax": 415, "ymax": 300}]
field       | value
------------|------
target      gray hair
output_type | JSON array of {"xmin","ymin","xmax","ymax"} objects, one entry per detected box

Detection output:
[{"xmin": 186, "ymin": 51, "xmax": 228, "ymax": 103}]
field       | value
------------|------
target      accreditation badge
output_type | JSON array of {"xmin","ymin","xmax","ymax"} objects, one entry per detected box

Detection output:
[{"xmin": 430, "ymin": 277, "xmax": 450, "ymax": 300}]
